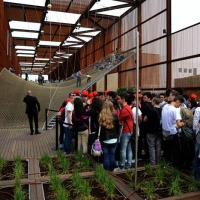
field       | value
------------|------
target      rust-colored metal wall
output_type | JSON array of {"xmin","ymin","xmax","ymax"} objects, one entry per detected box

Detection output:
[{"xmin": 0, "ymin": 0, "xmax": 19, "ymax": 73}]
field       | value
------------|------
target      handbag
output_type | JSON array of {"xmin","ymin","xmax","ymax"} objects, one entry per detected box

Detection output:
[
  {"xmin": 180, "ymin": 127, "xmax": 195, "ymax": 142},
  {"xmin": 91, "ymin": 126, "xmax": 103, "ymax": 156}
]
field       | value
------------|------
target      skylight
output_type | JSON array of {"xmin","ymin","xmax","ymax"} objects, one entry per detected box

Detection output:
[
  {"xmin": 17, "ymin": 54, "xmax": 34, "ymax": 57},
  {"xmin": 90, "ymin": 0, "xmax": 127, "ymax": 11},
  {"xmin": 97, "ymin": 7, "xmax": 131, "ymax": 17},
  {"xmin": 80, "ymin": 31, "xmax": 101, "ymax": 36},
  {"xmin": 16, "ymin": 50, "xmax": 35, "ymax": 54},
  {"xmin": 15, "ymin": 46, "xmax": 35, "ymax": 50},
  {"xmin": 12, "ymin": 31, "xmax": 38, "ymax": 39},
  {"xmin": 70, "ymin": 45, "xmax": 84, "ymax": 48},
  {"xmin": 76, "ymin": 36, "xmax": 92, "ymax": 42},
  {"xmin": 67, "ymin": 37, "xmax": 81, "ymax": 42},
  {"xmin": 39, "ymin": 41, "xmax": 61, "ymax": 46},
  {"xmin": 9, "ymin": 21, "xmax": 41, "ymax": 31},
  {"xmin": 73, "ymin": 27, "xmax": 95, "ymax": 33},
  {"xmin": 61, "ymin": 56, "xmax": 69, "ymax": 59},
  {"xmin": 62, "ymin": 42, "xmax": 77, "ymax": 46},
  {"xmin": 19, "ymin": 62, "xmax": 32, "ymax": 65},
  {"xmin": 3, "ymin": 0, "xmax": 45, "ymax": 7},
  {"xmin": 35, "ymin": 58, "xmax": 49, "ymax": 61},
  {"xmin": 45, "ymin": 11, "xmax": 81, "ymax": 24}
]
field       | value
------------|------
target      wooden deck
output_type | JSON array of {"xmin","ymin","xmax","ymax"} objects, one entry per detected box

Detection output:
[{"xmin": 0, "ymin": 128, "xmax": 57, "ymax": 160}]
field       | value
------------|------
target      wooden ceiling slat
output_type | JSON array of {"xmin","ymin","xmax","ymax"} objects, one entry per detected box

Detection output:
[
  {"xmin": 26, "ymin": 10, "xmax": 43, "ymax": 23},
  {"xmin": 51, "ymin": 0, "xmax": 71, "ymax": 12},
  {"xmin": 5, "ymin": 7, "xmax": 24, "ymax": 21}
]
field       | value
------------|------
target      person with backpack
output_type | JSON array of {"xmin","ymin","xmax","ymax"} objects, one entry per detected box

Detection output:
[
  {"xmin": 72, "ymin": 98, "xmax": 89, "ymax": 153},
  {"xmin": 193, "ymin": 107, "xmax": 200, "ymax": 180},
  {"xmin": 144, "ymin": 97, "xmax": 162, "ymax": 165},
  {"xmin": 63, "ymin": 93, "xmax": 76, "ymax": 154},
  {"xmin": 114, "ymin": 92, "xmax": 133, "ymax": 171},
  {"xmin": 98, "ymin": 100, "xmax": 119, "ymax": 171}
]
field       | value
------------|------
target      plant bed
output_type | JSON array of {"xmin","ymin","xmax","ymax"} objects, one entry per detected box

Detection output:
[
  {"xmin": 0, "ymin": 156, "xmax": 29, "ymax": 181},
  {"xmin": 113, "ymin": 161, "xmax": 200, "ymax": 200},
  {"xmin": 0, "ymin": 184, "xmax": 29, "ymax": 200},
  {"xmin": 42, "ymin": 165, "xmax": 126, "ymax": 200},
  {"xmin": 39, "ymin": 151, "xmax": 95, "ymax": 176}
]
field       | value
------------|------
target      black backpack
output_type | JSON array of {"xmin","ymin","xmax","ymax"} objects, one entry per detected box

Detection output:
[{"xmin": 58, "ymin": 109, "xmax": 65, "ymax": 124}]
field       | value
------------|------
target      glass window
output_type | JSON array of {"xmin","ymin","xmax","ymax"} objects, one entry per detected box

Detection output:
[
  {"xmin": 178, "ymin": 68, "xmax": 182, "ymax": 73},
  {"xmin": 193, "ymin": 68, "xmax": 197, "ymax": 75},
  {"xmin": 189, "ymin": 69, "xmax": 192, "ymax": 73},
  {"xmin": 184, "ymin": 68, "xmax": 187, "ymax": 73}
]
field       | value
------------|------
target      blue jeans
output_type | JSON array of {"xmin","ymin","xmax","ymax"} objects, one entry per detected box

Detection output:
[
  {"xmin": 119, "ymin": 133, "xmax": 132, "ymax": 169},
  {"xmin": 194, "ymin": 144, "xmax": 200, "ymax": 180},
  {"xmin": 64, "ymin": 127, "xmax": 73, "ymax": 154},
  {"xmin": 101, "ymin": 142, "xmax": 117, "ymax": 171}
]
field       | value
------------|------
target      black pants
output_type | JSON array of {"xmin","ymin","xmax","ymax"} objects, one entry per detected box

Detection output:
[
  {"xmin": 59, "ymin": 123, "xmax": 64, "ymax": 144},
  {"xmin": 87, "ymin": 77, "xmax": 91, "ymax": 83},
  {"xmin": 76, "ymin": 77, "xmax": 81, "ymax": 87},
  {"xmin": 28, "ymin": 114, "xmax": 38, "ymax": 133}
]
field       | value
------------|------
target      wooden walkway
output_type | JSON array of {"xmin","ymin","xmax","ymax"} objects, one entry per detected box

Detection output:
[{"xmin": 0, "ymin": 128, "xmax": 57, "ymax": 160}]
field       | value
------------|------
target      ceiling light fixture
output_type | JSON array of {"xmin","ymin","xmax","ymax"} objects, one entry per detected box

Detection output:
[
  {"xmin": 47, "ymin": 3, "xmax": 52, "ymax": 9},
  {"xmin": 41, "ymin": 30, "xmax": 44, "ymax": 34}
]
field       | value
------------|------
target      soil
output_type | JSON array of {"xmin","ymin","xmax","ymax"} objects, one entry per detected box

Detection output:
[
  {"xmin": 0, "ymin": 185, "xmax": 29, "ymax": 200},
  {"xmin": 0, "ymin": 160, "xmax": 29, "ymax": 180},
  {"xmin": 43, "ymin": 178, "xmax": 125, "ymax": 200},
  {"xmin": 39, "ymin": 155, "xmax": 95, "ymax": 176},
  {"xmin": 114, "ymin": 169, "xmax": 200, "ymax": 199}
]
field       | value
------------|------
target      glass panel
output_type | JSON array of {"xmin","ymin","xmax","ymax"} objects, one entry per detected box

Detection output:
[
  {"xmin": 15, "ymin": 46, "xmax": 35, "ymax": 50},
  {"xmin": 39, "ymin": 41, "xmax": 61, "ymax": 46},
  {"xmin": 45, "ymin": 11, "xmax": 80, "ymax": 24},
  {"xmin": 16, "ymin": 50, "xmax": 35, "ymax": 54},
  {"xmin": 76, "ymin": 36, "xmax": 92, "ymax": 42},
  {"xmin": 90, "ymin": 0, "xmax": 127, "ymax": 11},
  {"xmin": 12, "ymin": 31, "xmax": 38, "ymax": 39},
  {"xmin": 81, "ymin": 31, "xmax": 101, "ymax": 36},
  {"xmin": 141, "ymin": 38, "xmax": 166, "ymax": 66},
  {"xmin": 3, "ymin": 0, "xmax": 45, "ymax": 7},
  {"xmin": 172, "ymin": 24, "xmax": 200, "ymax": 60},
  {"xmin": 172, "ymin": 0, "xmax": 200, "ymax": 33},
  {"xmin": 17, "ymin": 54, "xmax": 34, "ymax": 57},
  {"xmin": 142, "ymin": 0, "xmax": 166, "ymax": 21},
  {"xmin": 97, "ymin": 7, "xmax": 131, "ymax": 17},
  {"xmin": 9, "ymin": 21, "xmax": 40, "ymax": 31},
  {"xmin": 141, "ymin": 64, "xmax": 167, "ymax": 89},
  {"xmin": 142, "ymin": 12, "xmax": 166, "ymax": 44},
  {"xmin": 171, "ymin": 58, "xmax": 200, "ymax": 87},
  {"xmin": 73, "ymin": 27, "xmax": 95, "ymax": 33}
]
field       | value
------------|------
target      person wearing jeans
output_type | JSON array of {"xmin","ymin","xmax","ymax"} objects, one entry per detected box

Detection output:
[
  {"xmin": 99, "ymin": 101, "xmax": 119, "ymax": 171},
  {"xmin": 115, "ymin": 92, "xmax": 133, "ymax": 170},
  {"xmin": 63, "ymin": 93, "xmax": 76, "ymax": 154}
]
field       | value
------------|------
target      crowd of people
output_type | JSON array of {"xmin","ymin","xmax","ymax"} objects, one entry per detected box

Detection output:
[{"xmin": 57, "ymin": 88, "xmax": 200, "ymax": 180}]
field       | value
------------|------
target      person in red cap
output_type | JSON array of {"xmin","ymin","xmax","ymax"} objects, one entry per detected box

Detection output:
[
  {"xmin": 88, "ymin": 93, "xmax": 94, "ymax": 99},
  {"xmin": 93, "ymin": 91, "xmax": 98, "ymax": 97},
  {"xmin": 82, "ymin": 90, "xmax": 89, "ymax": 97},
  {"xmin": 74, "ymin": 89, "xmax": 80, "ymax": 97},
  {"xmin": 190, "ymin": 93, "xmax": 197, "ymax": 100}
]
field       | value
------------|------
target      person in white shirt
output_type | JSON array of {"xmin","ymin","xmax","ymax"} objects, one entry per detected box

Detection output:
[
  {"xmin": 162, "ymin": 95, "xmax": 184, "ymax": 168},
  {"xmin": 63, "ymin": 93, "xmax": 76, "ymax": 154},
  {"xmin": 193, "ymin": 107, "xmax": 200, "ymax": 180}
]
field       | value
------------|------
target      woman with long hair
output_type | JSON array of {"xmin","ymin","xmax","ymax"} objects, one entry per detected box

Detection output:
[
  {"xmin": 72, "ymin": 98, "xmax": 89, "ymax": 153},
  {"xmin": 99, "ymin": 100, "xmax": 119, "ymax": 171},
  {"xmin": 82, "ymin": 97, "xmax": 103, "ymax": 151}
]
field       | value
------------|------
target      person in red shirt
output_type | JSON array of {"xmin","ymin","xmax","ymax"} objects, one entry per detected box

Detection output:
[{"xmin": 114, "ymin": 92, "xmax": 134, "ymax": 170}]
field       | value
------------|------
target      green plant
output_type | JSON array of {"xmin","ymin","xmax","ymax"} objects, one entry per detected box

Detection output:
[
  {"xmin": 126, "ymin": 169, "xmax": 134, "ymax": 181},
  {"xmin": 142, "ymin": 180, "xmax": 159, "ymax": 200},
  {"xmin": 187, "ymin": 177, "xmax": 200, "ymax": 192},
  {"xmin": 56, "ymin": 150, "xmax": 70, "ymax": 174},
  {"xmin": 71, "ymin": 169, "xmax": 93, "ymax": 200},
  {"xmin": 0, "ymin": 156, "xmax": 6, "ymax": 180},
  {"xmin": 170, "ymin": 168, "xmax": 180, "ymax": 182},
  {"xmin": 116, "ymin": 86, "xmax": 136, "ymax": 94},
  {"xmin": 169, "ymin": 178, "xmax": 182, "ymax": 196},
  {"xmin": 39, "ymin": 153, "xmax": 52, "ymax": 169},
  {"xmin": 94, "ymin": 165, "xmax": 116, "ymax": 199},
  {"xmin": 154, "ymin": 167, "xmax": 165, "ymax": 186},
  {"xmin": 144, "ymin": 164, "xmax": 153, "ymax": 177},
  {"xmin": 14, "ymin": 155, "xmax": 24, "ymax": 178}
]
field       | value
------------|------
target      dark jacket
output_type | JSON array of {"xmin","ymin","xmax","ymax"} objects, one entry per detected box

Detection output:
[
  {"xmin": 23, "ymin": 95, "xmax": 40, "ymax": 115},
  {"xmin": 81, "ymin": 105, "xmax": 99, "ymax": 133},
  {"xmin": 99, "ymin": 113, "xmax": 119, "ymax": 141}
]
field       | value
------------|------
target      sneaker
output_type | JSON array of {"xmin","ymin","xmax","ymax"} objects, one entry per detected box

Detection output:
[
  {"xmin": 131, "ymin": 159, "xmax": 136, "ymax": 163},
  {"xmin": 59, "ymin": 144, "xmax": 64, "ymax": 149},
  {"xmin": 35, "ymin": 131, "xmax": 41, "ymax": 134},
  {"xmin": 114, "ymin": 167, "xmax": 125, "ymax": 171}
]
